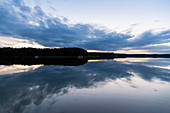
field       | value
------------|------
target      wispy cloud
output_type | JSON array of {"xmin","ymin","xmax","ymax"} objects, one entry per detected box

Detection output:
[
  {"xmin": 0, "ymin": 36, "xmax": 45, "ymax": 48},
  {"xmin": 0, "ymin": 0, "xmax": 170, "ymax": 53}
]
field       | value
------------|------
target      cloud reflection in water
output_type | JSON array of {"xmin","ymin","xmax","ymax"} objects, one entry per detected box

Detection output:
[{"xmin": 0, "ymin": 59, "xmax": 170, "ymax": 113}]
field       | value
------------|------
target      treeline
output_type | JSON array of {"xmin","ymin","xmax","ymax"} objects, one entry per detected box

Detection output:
[{"xmin": 0, "ymin": 47, "xmax": 88, "ymax": 56}]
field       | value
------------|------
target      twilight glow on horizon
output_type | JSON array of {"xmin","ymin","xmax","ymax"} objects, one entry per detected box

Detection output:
[{"xmin": 0, "ymin": 0, "xmax": 170, "ymax": 53}]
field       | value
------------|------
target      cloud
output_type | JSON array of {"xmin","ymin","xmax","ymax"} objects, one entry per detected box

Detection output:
[
  {"xmin": 0, "ymin": 36, "xmax": 45, "ymax": 48},
  {"xmin": 0, "ymin": 0, "xmax": 170, "ymax": 53}
]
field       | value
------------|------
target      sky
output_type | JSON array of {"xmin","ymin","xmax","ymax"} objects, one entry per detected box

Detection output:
[
  {"xmin": 24, "ymin": 0, "xmax": 170, "ymax": 34},
  {"xmin": 0, "ymin": 0, "xmax": 170, "ymax": 53}
]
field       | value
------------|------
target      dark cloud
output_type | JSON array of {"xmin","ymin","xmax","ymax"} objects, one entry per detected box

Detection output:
[
  {"xmin": 130, "ymin": 30, "xmax": 170, "ymax": 47},
  {"xmin": 0, "ymin": 0, "xmax": 170, "ymax": 52}
]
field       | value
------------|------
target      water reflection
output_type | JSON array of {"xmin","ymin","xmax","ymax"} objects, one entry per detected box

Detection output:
[
  {"xmin": 0, "ymin": 65, "xmax": 42, "ymax": 75},
  {"xmin": 0, "ymin": 58, "xmax": 88, "ymax": 66},
  {"xmin": 0, "ymin": 59, "xmax": 170, "ymax": 113}
]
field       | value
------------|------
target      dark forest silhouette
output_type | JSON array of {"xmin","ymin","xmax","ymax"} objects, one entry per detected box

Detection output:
[{"xmin": 0, "ymin": 47, "xmax": 170, "ymax": 66}]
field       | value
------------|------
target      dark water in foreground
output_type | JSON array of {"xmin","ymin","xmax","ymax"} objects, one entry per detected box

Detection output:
[{"xmin": 0, "ymin": 58, "xmax": 170, "ymax": 113}]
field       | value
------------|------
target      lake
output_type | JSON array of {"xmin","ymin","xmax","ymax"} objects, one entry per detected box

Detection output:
[{"xmin": 0, "ymin": 58, "xmax": 170, "ymax": 113}]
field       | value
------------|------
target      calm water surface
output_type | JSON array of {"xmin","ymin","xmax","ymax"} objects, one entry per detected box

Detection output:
[{"xmin": 0, "ymin": 58, "xmax": 170, "ymax": 113}]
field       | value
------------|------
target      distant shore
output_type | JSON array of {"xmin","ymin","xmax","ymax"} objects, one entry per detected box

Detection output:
[{"xmin": 1, "ymin": 47, "xmax": 170, "ymax": 59}]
